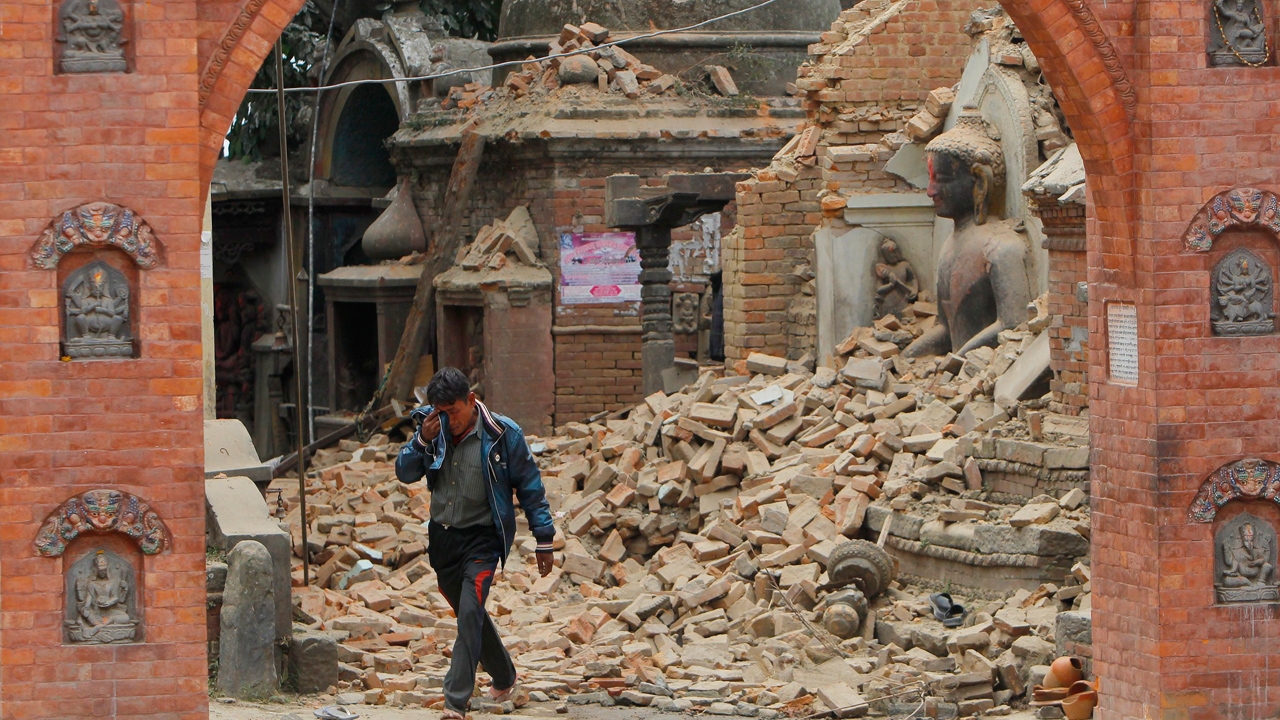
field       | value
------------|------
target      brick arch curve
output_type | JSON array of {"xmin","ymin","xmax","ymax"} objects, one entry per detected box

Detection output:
[
  {"xmin": 995, "ymin": 0, "xmax": 1137, "ymax": 269},
  {"xmin": 197, "ymin": 0, "xmax": 309, "ymax": 191}
]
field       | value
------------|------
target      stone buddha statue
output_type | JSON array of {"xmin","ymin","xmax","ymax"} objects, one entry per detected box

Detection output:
[{"xmin": 904, "ymin": 109, "xmax": 1031, "ymax": 358}]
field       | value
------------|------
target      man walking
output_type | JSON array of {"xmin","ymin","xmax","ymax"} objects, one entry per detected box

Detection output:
[{"xmin": 395, "ymin": 367, "xmax": 557, "ymax": 719}]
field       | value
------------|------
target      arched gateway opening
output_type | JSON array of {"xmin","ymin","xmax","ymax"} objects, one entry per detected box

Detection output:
[{"xmin": 1, "ymin": 0, "xmax": 1271, "ymax": 715}]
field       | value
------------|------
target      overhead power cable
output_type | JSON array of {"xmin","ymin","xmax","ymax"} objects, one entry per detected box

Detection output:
[{"xmin": 244, "ymin": 0, "xmax": 783, "ymax": 95}]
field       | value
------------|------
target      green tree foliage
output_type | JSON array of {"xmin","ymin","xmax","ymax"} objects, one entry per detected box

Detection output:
[
  {"xmin": 223, "ymin": 0, "xmax": 501, "ymax": 162},
  {"xmin": 425, "ymin": 0, "xmax": 501, "ymax": 41},
  {"xmin": 224, "ymin": 0, "xmax": 333, "ymax": 161}
]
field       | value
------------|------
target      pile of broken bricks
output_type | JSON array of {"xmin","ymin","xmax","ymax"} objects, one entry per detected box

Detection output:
[
  {"xmin": 439, "ymin": 22, "xmax": 740, "ymax": 111},
  {"xmin": 277, "ymin": 292, "xmax": 1094, "ymax": 717}
]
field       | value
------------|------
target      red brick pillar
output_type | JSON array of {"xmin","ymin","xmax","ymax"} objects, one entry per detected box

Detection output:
[
  {"xmin": 1027, "ymin": 199, "xmax": 1089, "ymax": 415},
  {"xmin": 0, "ymin": 0, "xmax": 210, "ymax": 716}
]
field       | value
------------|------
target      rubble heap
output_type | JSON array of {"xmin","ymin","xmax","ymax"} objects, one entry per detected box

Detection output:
[
  {"xmin": 438, "ymin": 22, "xmax": 740, "ymax": 111},
  {"xmin": 278, "ymin": 293, "xmax": 1093, "ymax": 716}
]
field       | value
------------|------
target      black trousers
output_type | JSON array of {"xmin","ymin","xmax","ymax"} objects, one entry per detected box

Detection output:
[{"xmin": 428, "ymin": 521, "xmax": 516, "ymax": 713}]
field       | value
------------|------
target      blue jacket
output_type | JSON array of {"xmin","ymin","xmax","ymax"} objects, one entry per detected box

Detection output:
[{"xmin": 395, "ymin": 399, "xmax": 556, "ymax": 564}]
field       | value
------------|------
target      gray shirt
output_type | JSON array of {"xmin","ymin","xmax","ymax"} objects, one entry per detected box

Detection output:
[{"xmin": 430, "ymin": 426, "xmax": 493, "ymax": 528}]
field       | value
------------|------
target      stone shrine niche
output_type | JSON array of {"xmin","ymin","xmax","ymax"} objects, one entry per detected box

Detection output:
[
  {"xmin": 1208, "ymin": 0, "xmax": 1271, "ymax": 67},
  {"xmin": 1211, "ymin": 247, "xmax": 1274, "ymax": 335},
  {"xmin": 56, "ymin": 0, "xmax": 128, "ymax": 74},
  {"xmin": 1215, "ymin": 512, "xmax": 1280, "ymax": 604},
  {"xmin": 64, "ymin": 547, "xmax": 140, "ymax": 644},
  {"xmin": 62, "ymin": 260, "xmax": 133, "ymax": 358}
]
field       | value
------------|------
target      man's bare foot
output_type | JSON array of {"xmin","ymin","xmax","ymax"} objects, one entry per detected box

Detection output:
[{"xmin": 441, "ymin": 707, "xmax": 467, "ymax": 720}]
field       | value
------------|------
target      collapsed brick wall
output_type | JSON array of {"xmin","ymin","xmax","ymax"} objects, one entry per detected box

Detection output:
[
  {"xmin": 724, "ymin": 0, "xmax": 990, "ymax": 366},
  {"xmin": 397, "ymin": 142, "xmax": 748, "ymax": 426}
]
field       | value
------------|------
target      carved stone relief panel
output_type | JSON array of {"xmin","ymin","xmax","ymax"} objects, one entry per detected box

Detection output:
[
  {"xmin": 672, "ymin": 292, "xmax": 700, "ymax": 334},
  {"xmin": 62, "ymin": 260, "xmax": 133, "ymax": 358},
  {"xmin": 1215, "ymin": 512, "xmax": 1280, "ymax": 604},
  {"xmin": 1211, "ymin": 247, "xmax": 1274, "ymax": 336},
  {"xmin": 64, "ymin": 548, "xmax": 140, "ymax": 644},
  {"xmin": 31, "ymin": 202, "xmax": 161, "ymax": 270},
  {"xmin": 35, "ymin": 488, "xmax": 172, "ymax": 558},
  {"xmin": 1208, "ymin": 0, "xmax": 1270, "ymax": 67},
  {"xmin": 56, "ymin": 0, "xmax": 128, "ymax": 74}
]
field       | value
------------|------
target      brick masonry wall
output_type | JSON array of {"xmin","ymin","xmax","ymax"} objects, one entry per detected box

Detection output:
[
  {"xmin": 1046, "ymin": 246, "xmax": 1087, "ymax": 414},
  {"xmin": 0, "ymin": 0, "xmax": 209, "ymax": 717},
  {"xmin": 723, "ymin": 0, "xmax": 989, "ymax": 364},
  {"xmin": 397, "ymin": 141, "xmax": 757, "ymax": 428}
]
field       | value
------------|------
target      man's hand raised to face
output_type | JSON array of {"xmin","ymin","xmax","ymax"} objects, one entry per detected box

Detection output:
[{"xmin": 416, "ymin": 408, "xmax": 442, "ymax": 445}]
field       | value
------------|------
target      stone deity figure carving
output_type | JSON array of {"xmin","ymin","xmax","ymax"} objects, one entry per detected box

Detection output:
[
  {"xmin": 1212, "ymin": 248, "xmax": 1274, "ymax": 335},
  {"xmin": 1209, "ymin": 0, "xmax": 1268, "ymax": 66},
  {"xmin": 903, "ymin": 110, "xmax": 1031, "ymax": 358},
  {"xmin": 63, "ymin": 262, "xmax": 132, "ymax": 358},
  {"xmin": 1221, "ymin": 521, "xmax": 1275, "ymax": 588},
  {"xmin": 57, "ymin": 0, "xmax": 128, "ymax": 74},
  {"xmin": 873, "ymin": 239, "xmax": 919, "ymax": 319},
  {"xmin": 67, "ymin": 550, "xmax": 138, "ymax": 644}
]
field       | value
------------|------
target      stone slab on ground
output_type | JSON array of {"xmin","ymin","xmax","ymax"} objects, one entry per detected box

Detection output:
[{"xmin": 207, "ymin": 475, "xmax": 293, "ymax": 640}]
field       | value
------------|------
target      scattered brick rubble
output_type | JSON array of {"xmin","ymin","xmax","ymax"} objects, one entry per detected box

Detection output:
[
  {"xmin": 438, "ymin": 22, "xmax": 738, "ymax": 111},
  {"xmin": 278, "ymin": 296, "xmax": 1092, "ymax": 717}
]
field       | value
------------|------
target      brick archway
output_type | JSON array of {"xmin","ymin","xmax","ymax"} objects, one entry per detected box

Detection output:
[
  {"xmin": 198, "ymin": 0, "xmax": 310, "ymax": 191},
  {"xmin": 996, "ymin": 0, "xmax": 1137, "ymax": 278}
]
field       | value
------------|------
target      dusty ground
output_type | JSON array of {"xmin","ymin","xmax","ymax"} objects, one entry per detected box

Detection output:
[
  {"xmin": 210, "ymin": 699, "xmax": 680, "ymax": 720},
  {"xmin": 209, "ymin": 698, "xmax": 1040, "ymax": 720}
]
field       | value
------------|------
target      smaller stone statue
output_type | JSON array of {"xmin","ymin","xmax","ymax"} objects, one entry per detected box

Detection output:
[
  {"xmin": 66, "ymin": 549, "xmax": 138, "ymax": 644},
  {"xmin": 903, "ymin": 108, "xmax": 1031, "ymax": 358},
  {"xmin": 1216, "ymin": 513, "xmax": 1280, "ymax": 604},
  {"xmin": 873, "ymin": 239, "xmax": 919, "ymax": 319},
  {"xmin": 672, "ymin": 292, "xmax": 701, "ymax": 334},
  {"xmin": 1212, "ymin": 248, "xmax": 1274, "ymax": 335},
  {"xmin": 1209, "ymin": 0, "xmax": 1269, "ymax": 67},
  {"xmin": 57, "ymin": 0, "xmax": 128, "ymax": 74},
  {"xmin": 63, "ymin": 261, "xmax": 132, "ymax": 358}
]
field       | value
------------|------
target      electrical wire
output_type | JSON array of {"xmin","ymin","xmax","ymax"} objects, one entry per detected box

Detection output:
[
  {"xmin": 243, "ymin": 0, "xmax": 784, "ymax": 95},
  {"xmin": 305, "ymin": 1, "xmax": 342, "ymax": 444}
]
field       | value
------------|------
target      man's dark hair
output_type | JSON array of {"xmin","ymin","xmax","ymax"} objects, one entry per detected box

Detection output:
[{"xmin": 427, "ymin": 367, "xmax": 471, "ymax": 405}]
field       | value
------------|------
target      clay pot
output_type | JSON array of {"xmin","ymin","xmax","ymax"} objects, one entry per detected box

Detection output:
[
  {"xmin": 1044, "ymin": 656, "xmax": 1084, "ymax": 689},
  {"xmin": 1032, "ymin": 686, "xmax": 1072, "ymax": 703},
  {"xmin": 1062, "ymin": 687, "xmax": 1097, "ymax": 720}
]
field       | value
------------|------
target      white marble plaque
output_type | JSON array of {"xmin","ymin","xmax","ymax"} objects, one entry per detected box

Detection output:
[{"xmin": 1108, "ymin": 303, "xmax": 1139, "ymax": 384}]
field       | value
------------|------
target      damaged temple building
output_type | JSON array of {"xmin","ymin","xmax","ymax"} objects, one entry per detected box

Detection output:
[{"xmin": 201, "ymin": 2, "xmax": 1107, "ymax": 719}]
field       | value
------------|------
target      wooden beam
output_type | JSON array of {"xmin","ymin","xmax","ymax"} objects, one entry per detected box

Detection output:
[{"xmin": 374, "ymin": 120, "xmax": 486, "ymax": 408}]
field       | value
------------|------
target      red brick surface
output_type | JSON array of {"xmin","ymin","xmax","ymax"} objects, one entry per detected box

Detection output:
[{"xmin": 0, "ymin": 0, "xmax": 300, "ymax": 715}]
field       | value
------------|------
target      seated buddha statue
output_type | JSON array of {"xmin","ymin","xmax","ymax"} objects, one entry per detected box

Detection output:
[{"xmin": 904, "ymin": 109, "xmax": 1032, "ymax": 358}]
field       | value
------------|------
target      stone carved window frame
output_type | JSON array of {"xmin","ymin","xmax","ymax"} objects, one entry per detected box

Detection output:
[
  {"xmin": 1181, "ymin": 187, "xmax": 1280, "ymax": 336},
  {"xmin": 1188, "ymin": 459, "xmax": 1280, "ymax": 606},
  {"xmin": 30, "ymin": 201, "xmax": 163, "ymax": 271}
]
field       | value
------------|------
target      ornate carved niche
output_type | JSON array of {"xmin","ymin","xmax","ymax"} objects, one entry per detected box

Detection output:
[
  {"xmin": 1215, "ymin": 512, "xmax": 1279, "ymax": 603},
  {"xmin": 31, "ymin": 202, "xmax": 161, "ymax": 270},
  {"xmin": 1208, "ymin": 0, "xmax": 1271, "ymax": 67},
  {"xmin": 55, "ymin": 0, "xmax": 128, "ymax": 74},
  {"xmin": 1182, "ymin": 187, "xmax": 1280, "ymax": 252},
  {"xmin": 62, "ymin": 260, "xmax": 133, "ymax": 358},
  {"xmin": 65, "ymin": 547, "xmax": 141, "ymax": 644},
  {"xmin": 34, "ymin": 488, "xmax": 171, "ymax": 558},
  {"xmin": 1211, "ymin": 247, "xmax": 1275, "ymax": 336},
  {"xmin": 1189, "ymin": 458, "xmax": 1280, "ymax": 523}
]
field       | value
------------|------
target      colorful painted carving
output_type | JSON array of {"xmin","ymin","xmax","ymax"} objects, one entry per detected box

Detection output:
[
  {"xmin": 1183, "ymin": 188, "xmax": 1280, "ymax": 252},
  {"xmin": 35, "ymin": 489, "xmax": 171, "ymax": 557},
  {"xmin": 31, "ymin": 202, "xmax": 161, "ymax": 270},
  {"xmin": 1188, "ymin": 458, "xmax": 1280, "ymax": 522}
]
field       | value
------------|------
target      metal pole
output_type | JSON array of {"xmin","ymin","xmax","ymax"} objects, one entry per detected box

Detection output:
[{"xmin": 276, "ymin": 39, "xmax": 310, "ymax": 586}]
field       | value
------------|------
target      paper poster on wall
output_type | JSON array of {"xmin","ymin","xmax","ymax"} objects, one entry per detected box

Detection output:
[{"xmin": 558, "ymin": 231, "xmax": 641, "ymax": 304}]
